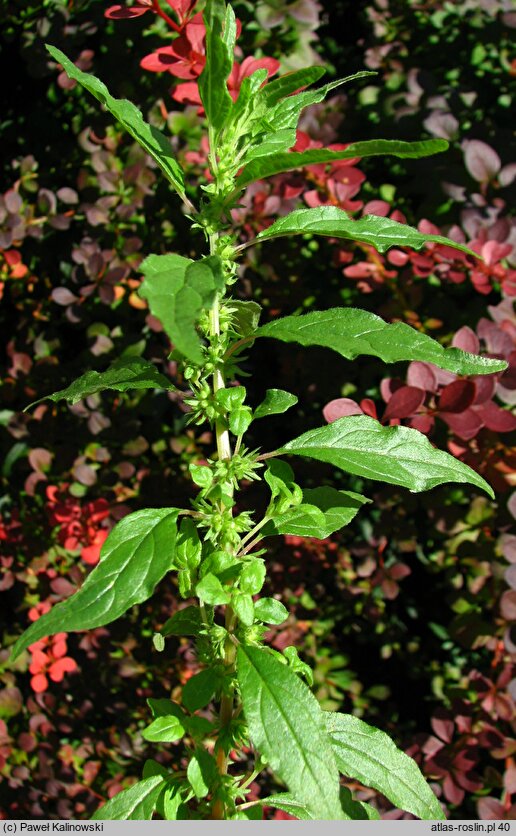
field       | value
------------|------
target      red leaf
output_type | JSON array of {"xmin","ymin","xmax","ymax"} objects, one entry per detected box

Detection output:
[
  {"xmin": 431, "ymin": 710, "xmax": 454, "ymax": 743},
  {"xmin": 477, "ymin": 401, "xmax": 516, "ymax": 433},
  {"xmin": 439, "ymin": 379, "xmax": 476, "ymax": 413},
  {"xmin": 383, "ymin": 386, "xmax": 425, "ymax": 421},
  {"xmin": 441, "ymin": 409, "xmax": 484, "ymax": 441},
  {"xmin": 105, "ymin": 5, "xmax": 150, "ymax": 19}
]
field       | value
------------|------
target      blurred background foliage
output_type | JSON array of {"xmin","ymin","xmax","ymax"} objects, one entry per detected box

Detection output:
[{"xmin": 0, "ymin": 0, "xmax": 515, "ymax": 820}]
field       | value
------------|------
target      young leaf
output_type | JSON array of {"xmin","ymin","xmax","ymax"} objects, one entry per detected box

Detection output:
[
  {"xmin": 161, "ymin": 606, "xmax": 203, "ymax": 637},
  {"xmin": 236, "ymin": 645, "xmax": 344, "ymax": 820},
  {"xmin": 239, "ymin": 558, "xmax": 266, "ymax": 594},
  {"xmin": 279, "ymin": 415, "xmax": 494, "ymax": 497},
  {"xmin": 142, "ymin": 715, "xmax": 186, "ymax": 743},
  {"xmin": 199, "ymin": 0, "xmax": 234, "ymax": 132},
  {"xmin": 229, "ymin": 299, "xmax": 262, "ymax": 335},
  {"xmin": 91, "ymin": 775, "xmax": 165, "ymax": 821},
  {"xmin": 257, "ymin": 793, "xmax": 313, "ymax": 820},
  {"xmin": 235, "ymin": 140, "xmax": 449, "ymax": 190},
  {"xmin": 182, "ymin": 668, "xmax": 221, "ymax": 712},
  {"xmin": 253, "ymin": 597, "xmax": 288, "ymax": 625},
  {"xmin": 251, "ymin": 205, "xmax": 476, "ymax": 257},
  {"xmin": 232, "ymin": 591, "xmax": 254, "ymax": 626},
  {"xmin": 256, "ymin": 308, "xmax": 507, "ymax": 376},
  {"xmin": 264, "ymin": 488, "xmax": 369, "ymax": 538},
  {"xmin": 25, "ymin": 357, "xmax": 173, "ymax": 410},
  {"xmin": 10, "ymin": 508, "xmax": 181, "ymax": 661},
  {"xmin": 325, "ymin": 712, "xmax": 445, "ymax": 820},
  {"xmin": 260, "ymin": 66, "xmax": 326, "ymax": 106},
  {"xmin": 139, "ymin": 254, "xmax": 222, "ymax": 364},
  {"xmin": 195, "ymin": 572, "xmax": 231, "ymax": 605},
  {"xmin": 254, "ymin": 389, "xmax": 298, "ymax": 420},
  {"xmin": 46, "ymin": 46, "xmax": 186, "ymax": 199}
]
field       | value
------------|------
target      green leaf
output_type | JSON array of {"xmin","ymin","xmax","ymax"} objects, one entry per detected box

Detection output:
[
  {"xmin": 232, "ymin": 591, "xmax": 255, "ymax": 626},
  {"xmin": 258, "ymin": 793, "xmax": 313, "ymax": 820},
  {"xmin": 139, "ymin": 254, "xmax": 222, "ymax": 364},
  {"xmin": 25, "ymin": 357, "xmax": 174, "ymax": 410},
  {"xmin": 189, "ymin": 463, "xmax": 214, "ymax": 489},
  {"xmin": 148, "ymin": 698, "xmax": 186, "ymax": 720},
  {"xmin": 46, "ymin": 46, "xmax": 185, "ymax": 199},
  {"xmin": 176, "ymin": 518, "xmax": 202, "ymax": 570},
  {"xmin": 182, "ymin": 668, "xmax": 221, "ymax": 712},
  {"xmin": 199, "ymin": 0, "xmax": 234, "ymax": 132},
  {"xmin": 340, "ymin": 786, "xmax": 380, "ymax": 820},
  {"xmin": 161, "ymin": 606, "xmax": 203, "ymax": 637},
  {"xmin": 142, "ymin": 715, "xmax": 186, "ymax": 743},
  {"xmin": 264, "ymin": 488, "xmax": 369, "ymax": 539},
  {"xmin": 279, "ymin": 415, "xmax": 494, "ymax": 497},
  {"xmin": 236, "ymin": 645, "xmax": 344, "ymax": 820},
  {"xmin": 10, "ymin": 508, "xmax": 180, "ymax": 661},
  {"xmin": 229, "ymin": 299, "xmax": 262, "ymax": 335},
  {"xmin": 91, "ymin": 775, "xmax": 165, "ymax": 821},
  {"xmin": 326, "ymin": 712, "xmax": 445, "ymax": 820},
  {"xmin": 236, "ymin": 140, "xmax": 449, "ymax": 190},
  {"xmin": 229, "ymin": 406, "xmax": 253, "ymax": 436},
  {"xmin": 260, "ymin": 67, "xmax": 327, "ymax": 106},
  {"xmin": 187, "ymin": 748, "xmax": 218, "ymax": 799},
  {"xmin": 254, "ymin": 389, "xmax": 298, "ymax": 420},
  {"xmin": 195, "ymin": 572, "xmax": 231, "ymax": 605},
  {"xmin": 239, "ymin": 558, "xmax": 266, "ymax": 594},
  {"xmin": 253, "ymin": 597, "xmax": 288, "ymax": 625},
  {"xmin": 252, "ymin": 205, "xmax": 476, "ymax": 257},
  {"xmin": 255, "ymin": 307, "xmax": 507, "ymax": 375}
]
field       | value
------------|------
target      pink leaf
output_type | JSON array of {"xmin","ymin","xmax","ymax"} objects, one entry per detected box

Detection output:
[
  {"xmin": 463, "ymin": 139, "xmax": 501, "ymax": 183},
  {"xmin": 323, "ymin": 398, "xmax": 363, "ymax": 423},
  {"xmin": 407, "ymin": 361, "xmax": 438, "ymax": 392}
]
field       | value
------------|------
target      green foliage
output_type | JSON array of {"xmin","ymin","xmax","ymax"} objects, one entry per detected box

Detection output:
[
  {"xmin": 10, "ymin": 509, "xmax": 181, "ymax": 660},
  {"xmin": 9, "ymin": 0, "xmax": 508, "ymax": 821},
  {"xmin": 236, "ymin": 645, "xmax": 344, "ymax": 820},
  {"xmin": 326, "ymin": 712, "xmax": 445, "ymax": 820},
  {"xmin": 280, "ymin": 415, "xmax": 494, "ymax": 496},
  {"xmin": 253, "ymin": 205, "xmax": 477, "ymax": 255},
  {"xmin": 90, "ymin": 775, "xmax": 165, "ymax": 821},
  {"xmin": 256, "ymin": 308, "xmax": 507, "ymax": 375},
  {"xmin": 236, "ymin": 140, "xmax": 449, "ymax": 189},
  {"xmin": 25, "ymin": 357, "xmax": 174, "ymax": 409},
  {"xmin": 45, "ymin": 46, "xmax": 186, "ymax": 200}
]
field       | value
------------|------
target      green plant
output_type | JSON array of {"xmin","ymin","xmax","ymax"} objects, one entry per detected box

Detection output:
[{"xmin": 9, "ymin": 0, "xmax": 508, "ymax": 820}]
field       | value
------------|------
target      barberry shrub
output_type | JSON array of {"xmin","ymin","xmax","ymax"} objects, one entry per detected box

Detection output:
[{"xmin": 10, "ymin": 0, "xmax": 507, "ymax": 820}]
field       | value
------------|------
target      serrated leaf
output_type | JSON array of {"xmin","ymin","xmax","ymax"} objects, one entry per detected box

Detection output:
[
  {"xmin": 236, "ymin": 140, "xmax": 449, "ymax": 190},
  {"xmin": 25, "ymin": 357, "xmax": 173, "ymax": 410},
  {"xmin": 253, "ymin": 597, "xmax": 288, "ymax": 625},
  {"xmin": 91, "ymin": 775, "xmax": 165, "ymax": 821},
  {"xmin": 258, "ymin": 793, "xmax": 313, "ymax": 820},
  {"xmin": 255, "ymin": 307, "xmax": 506, "ymax": 375},
  {"xmin": 46, "ymin": 46, "xmax": 185, "ymax": 198},
  {"xmin": 10, "ymin": 508, "xmax": 180, "ymax": 661},
  {"xmin": 199, "ymin": 0, "xmax": 234, "ymax": 132},
  {"xmin": 326, "ymin": 712, "xmax": 445, "ymax": 820},
  {"xmin": 254, "ymin": 389, "xmax": 298, "ymax": 420},
  {"xmin": 182, "ymin": 668, "xmax": 221, "ymax": 712},
  {"xmin": 142, "ymin": 715, "xmax": 186, "ymax": 743},
  {"xmin": 237, "ymin": 645, "xmax": 344, "ymax": 820},
  {"xmin": 139, "ymin": 254, "xmax": 222, "ymax": 364},
  {"xmin": 161, "ymin": 606, "xmax": 203, "ymax": 637},
  {"xmin": 252, "ymin": 205, "xmax": 476, "ymax": 258},
  {"xmin": 265, "ymin": 487, "xmax": 369, "ymax": 538},
  {"xmin": 279, "ymin": 415, "xmax": 494, "ymax": 497}
]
